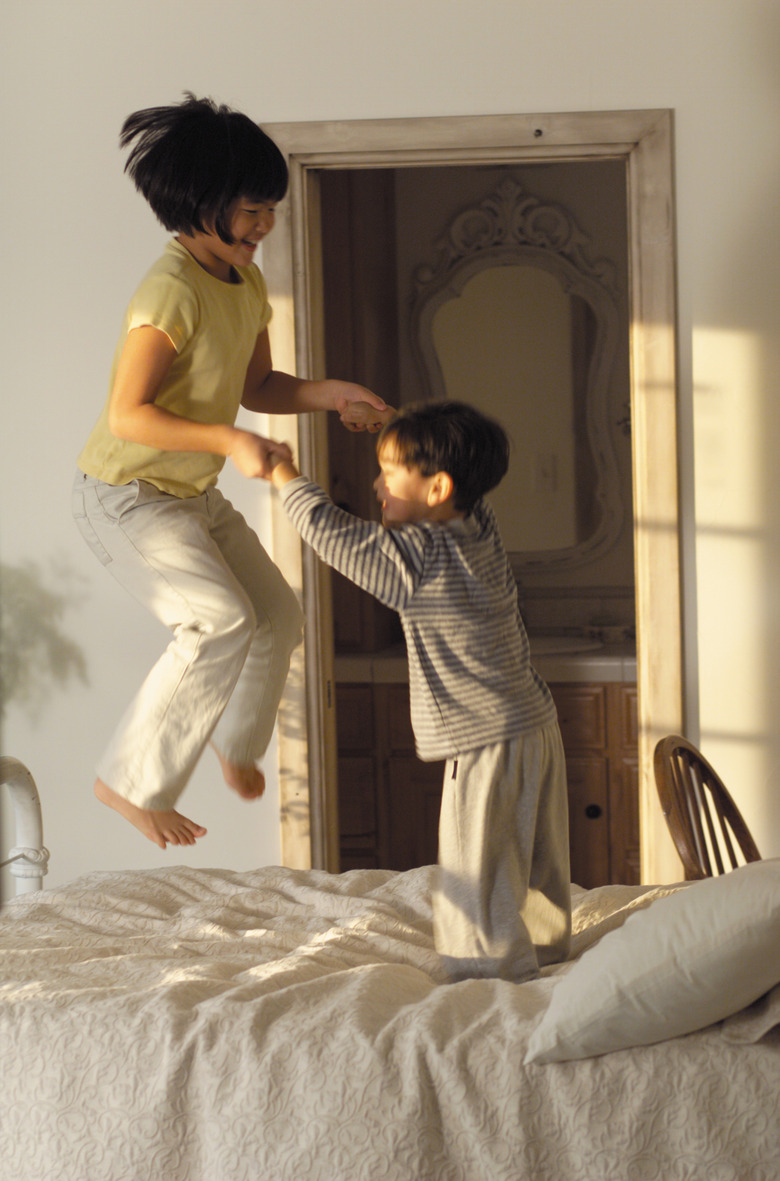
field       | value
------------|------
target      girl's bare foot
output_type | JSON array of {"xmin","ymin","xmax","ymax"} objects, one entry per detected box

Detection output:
[
  {"xmin": 94, "ymin": 779, "xmax": 207, "ymax": 849},
  {"xmin": 212, "ymin": 745, "xmax": 266, "ymax": 800}
]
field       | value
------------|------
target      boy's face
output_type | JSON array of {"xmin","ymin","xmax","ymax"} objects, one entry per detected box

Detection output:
[{"xmin": 374, "ymin": 443, "xmax": 437, "ymax": 529}]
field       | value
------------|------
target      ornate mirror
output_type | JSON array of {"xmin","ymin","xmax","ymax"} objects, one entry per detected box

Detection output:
[{"xmin": 410, "ymin": 177, "xmax": 623, "ymax": 576}]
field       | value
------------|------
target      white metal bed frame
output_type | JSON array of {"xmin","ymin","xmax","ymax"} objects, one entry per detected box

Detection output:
[{"xmin": 1, "ymin": 757, "xmax": 49, "ymax": 894}]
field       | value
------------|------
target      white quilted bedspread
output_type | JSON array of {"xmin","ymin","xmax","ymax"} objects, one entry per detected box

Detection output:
[{"xmin": 1, "ymin": 864, "xmax": 778, "ymax": 1181}]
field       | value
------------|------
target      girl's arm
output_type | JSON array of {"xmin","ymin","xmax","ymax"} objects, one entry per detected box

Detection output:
[
  {"xmin": 108, "ymin": 325, "xmax": 290, "ymax": 478},
  {"xmin": 241, "ymin": 329, "xmax": 389, "ymax": 432}
]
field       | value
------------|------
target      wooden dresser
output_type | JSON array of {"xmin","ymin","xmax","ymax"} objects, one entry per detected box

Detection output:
[{"xmin": 334, "ymin": 648, "xmax": 639, "ymax": 888}]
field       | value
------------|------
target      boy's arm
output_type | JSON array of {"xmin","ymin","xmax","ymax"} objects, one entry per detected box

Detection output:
[
  {"xmin": 268, "ymin": 461, "xmax": 423, "ymax": 610},
  {"xmin": 269, "ymin": 458, "xmax": 303, "ymax": 489},
  {"xmin": 241, "ymin": 329, "xmax": 389, "ymax": 432}
]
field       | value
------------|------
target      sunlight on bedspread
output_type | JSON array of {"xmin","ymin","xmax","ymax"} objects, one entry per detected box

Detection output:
[{"xmin": 1, "ymin": 865, "xmax": 779, "ymax": 1181}]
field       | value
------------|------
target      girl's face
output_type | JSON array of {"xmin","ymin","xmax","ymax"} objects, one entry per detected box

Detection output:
[
  {"xmin": 226, "ymin": 199, "xmax": 277, "ymax": 264},
  {"xmin": 178, "ymin": 198, "xmax": 277, "ymax": 281}
]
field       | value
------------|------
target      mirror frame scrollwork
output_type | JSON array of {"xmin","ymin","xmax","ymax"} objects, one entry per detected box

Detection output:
[{"xmin": 410, "ymin": 177, "xmax": 623, "ymax": 576}]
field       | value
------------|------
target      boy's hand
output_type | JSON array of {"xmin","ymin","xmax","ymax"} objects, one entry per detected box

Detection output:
[
  {"xmin": 269, "ymin": 456, "xmax": 301, "ymax": 489},
  {"xmin": 227, "ymin": 429, "xmax": 293, "ymax": 479},
  {"xmin": 339, "ymin": 401, "xmax": 398, "ymax": 434}
]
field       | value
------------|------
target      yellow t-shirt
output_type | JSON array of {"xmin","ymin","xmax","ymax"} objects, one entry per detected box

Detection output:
[{"xmin": 77, "ymin": 239, "xmax": 273, "ymax": 497}]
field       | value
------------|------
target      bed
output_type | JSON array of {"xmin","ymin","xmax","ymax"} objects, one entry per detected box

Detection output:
[{"xmin": 2, "ymin": 770, "xmax": 780, "ymax": 1180}]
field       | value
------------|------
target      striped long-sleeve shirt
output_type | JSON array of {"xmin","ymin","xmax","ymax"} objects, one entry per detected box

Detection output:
[{"xmin": 280, "ymin": 477, "xmax": 557, "ymax": 762}]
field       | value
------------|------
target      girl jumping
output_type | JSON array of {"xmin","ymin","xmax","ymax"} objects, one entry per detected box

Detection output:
[{"xmin": 73, "ymin": 94, "xmax": 386, "ymax": 849}]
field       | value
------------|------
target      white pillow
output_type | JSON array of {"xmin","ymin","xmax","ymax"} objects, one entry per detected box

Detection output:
[{"xmin": 525, "ymin": 858, "xmax": 780, "ymax": 1064}]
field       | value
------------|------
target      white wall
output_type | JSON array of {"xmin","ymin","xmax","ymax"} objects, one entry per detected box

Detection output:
[{"xmin": 2, "ymin": 0, "xmax": 779, "ymax": 892}]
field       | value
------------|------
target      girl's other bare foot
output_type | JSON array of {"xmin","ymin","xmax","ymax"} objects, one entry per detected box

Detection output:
[
  {"xmin": 94, "ymin": 779, "xmax": 207, "ymax": 849},
  {"xmin": 212, "ymin": 745, "xmax": 266, "ymax": 800}
]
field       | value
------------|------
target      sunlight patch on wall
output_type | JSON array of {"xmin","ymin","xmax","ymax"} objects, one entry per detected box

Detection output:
[
  {"xmin": 693, "ymin": 327, "xmax": 768, "ymax": 819},
  {"xmin": 694, "ymin": 329, "xmax": 762, "ymax": 531},
  {"xmin": 267, "ymin": 293, "xmax": 297, "ymax": 374}
]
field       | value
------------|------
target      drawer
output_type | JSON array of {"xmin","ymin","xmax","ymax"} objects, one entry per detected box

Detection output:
[{"xmin": 549, "ymin": 684, "xmax": 607, "ymax": 751}]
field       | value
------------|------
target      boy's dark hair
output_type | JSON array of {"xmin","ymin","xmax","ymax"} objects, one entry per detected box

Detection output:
[
  {"xmin": 378, "ymin": 401, "xmax": 510, "ymax": 514},
  {"xmin": 120, "ymin": 93, "xmax": 288, "ymax": 244}
]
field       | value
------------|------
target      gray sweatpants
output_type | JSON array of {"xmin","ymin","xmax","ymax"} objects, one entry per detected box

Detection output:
[
  {"xmin": 433, "ymin": 721, "xmax": 571, "ymax": 982},
  {"xmin": 72, "ymin": 472, "xmax": 303, "ymax": 810}
]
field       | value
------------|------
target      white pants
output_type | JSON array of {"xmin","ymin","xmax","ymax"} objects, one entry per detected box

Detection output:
[
  {"xmin": 434, "ymin": 723, "xmax": 571, "ymax": 982},
  {"xmin": 73, "ymin": 473, "xmax": 303, "ymax": 810}
]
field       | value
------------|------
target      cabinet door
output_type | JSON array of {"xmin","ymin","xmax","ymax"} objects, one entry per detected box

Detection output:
[
  {"xmin": 337, "ymin": 756, "xmax": 377, "ymax": 840},
  {"xmin": 381, "ymin": 683, "xmax": 444, "ymax": 869},
  {"xmin": 564, "ymin": 756, "xmax": 611, "ymax": 890},
  {"xmin": 382, "ymin": 683, "xmax": 417, "ymax": 752},
  {"xmin": 385, "ymin": 757, "xmax": 443, "ymax": 871},
  {"xmin": 335, "ymin": 683, "xmax": 374, "ymax": 750},
  {"xmin": 336, "ymin": 678, "xmax": 638, "ymax": 885},
  {"xmin": 337, "ymin": 756, "xmax": 381, "ymax": 870},
  {"xmin": 335, "ymin": 684, "xmax": 379, "ymax": 870}
]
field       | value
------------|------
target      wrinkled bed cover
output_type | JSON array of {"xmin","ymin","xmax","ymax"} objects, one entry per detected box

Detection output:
[{"xmin": 1, "ymin": 864, "xmax": 778, "ymax": 1181}]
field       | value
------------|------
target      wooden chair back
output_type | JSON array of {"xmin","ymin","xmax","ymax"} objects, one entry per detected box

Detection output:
[{"xmin": 653, "ymin": 735, "xmax": 761, "ymax": 880}]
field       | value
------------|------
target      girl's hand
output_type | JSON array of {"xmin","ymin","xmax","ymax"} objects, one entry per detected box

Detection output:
[
  {"xmin": 332, "ymin": 384, "xmax": 390, "ymax": 433},
  {"xmin": 227, "ymin": 429, "xmax": 293, "ymax": 479},
  {"xmin": 339, "ymin": 400, "xmax": 398, "ymax": 434}
]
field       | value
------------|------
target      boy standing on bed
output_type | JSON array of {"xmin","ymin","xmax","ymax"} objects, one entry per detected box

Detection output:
[{"xmin": 266, "ymin": 400, "xmax": 571, "ymax": 983}]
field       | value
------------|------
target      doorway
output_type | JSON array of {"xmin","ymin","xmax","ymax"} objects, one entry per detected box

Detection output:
[{"xmin": 262, "ymin": 110, "xmax": 684, "ymax": 884}]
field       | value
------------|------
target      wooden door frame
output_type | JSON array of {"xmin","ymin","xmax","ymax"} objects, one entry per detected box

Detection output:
[{"xmin": 262, "ymin": 109, "xmax": 684, "ymax": 884}]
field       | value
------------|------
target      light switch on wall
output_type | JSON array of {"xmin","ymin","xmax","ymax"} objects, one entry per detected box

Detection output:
[{"xmin": 534, "ymin": 452, "xmax": 558, "ymax": 493}]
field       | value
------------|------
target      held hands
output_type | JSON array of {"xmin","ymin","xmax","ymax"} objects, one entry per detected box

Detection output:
[
  {"xmin": 241, "ymin": 437, "xmax": 300, "ymax": 488},
  {"xmin": 227, "ymin": 429, "xmax": 294, "ymax": 479},
  {"xmin": 331, "ymin": 382, "xmax": 395, "ymax": 434},
  {"xmin": 228, "ymin": 382, "xmax": 397, "ymax": 482},
  {"xmin": 338, "ymin": 399, "xmax": 398, "ymax": 434}
]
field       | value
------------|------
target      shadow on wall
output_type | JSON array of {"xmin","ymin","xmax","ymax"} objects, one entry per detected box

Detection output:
[{"xmin": 0, "ymin": 560, "xmax": 88, "ymax": 735}]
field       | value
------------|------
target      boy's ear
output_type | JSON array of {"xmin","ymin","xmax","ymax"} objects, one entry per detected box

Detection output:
[{"xmin": 427, "ymin": 471, "xmax": 455, "ymax": 506}]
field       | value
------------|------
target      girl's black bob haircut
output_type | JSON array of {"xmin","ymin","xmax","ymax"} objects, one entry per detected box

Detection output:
[
  {"xmin": 378, "ymin": 400, "xmax": 510, "ymax": 515},
  {"xmin": 120, "ymin": 93, "xmax": 288, "ymax": 244}
]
